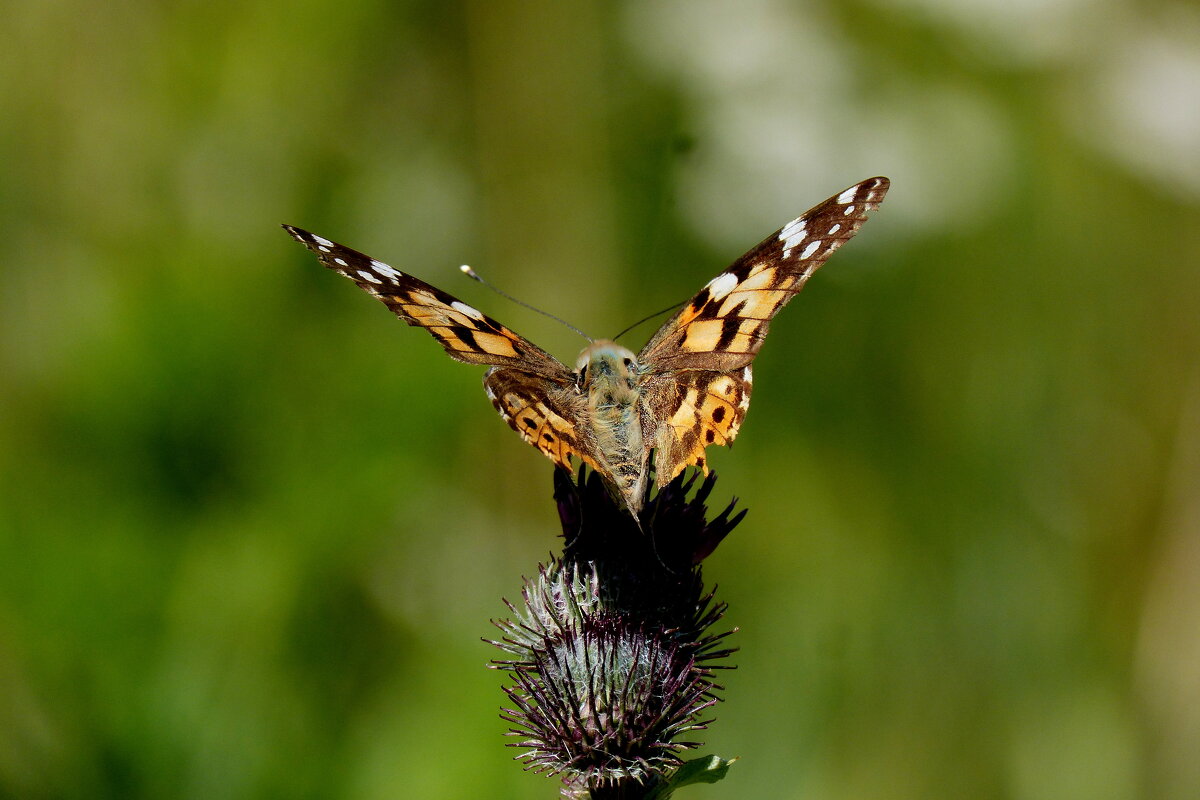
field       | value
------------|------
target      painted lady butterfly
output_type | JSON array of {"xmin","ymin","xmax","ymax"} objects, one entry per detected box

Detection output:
[{"xmin": 285, "ymin": 177, "xmax": 889, "ymax": 516}]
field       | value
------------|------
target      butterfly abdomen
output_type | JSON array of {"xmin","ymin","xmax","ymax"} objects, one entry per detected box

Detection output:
[{"xmin": 580, "ymin": 342, "xmax": 649, "ymax": 513}]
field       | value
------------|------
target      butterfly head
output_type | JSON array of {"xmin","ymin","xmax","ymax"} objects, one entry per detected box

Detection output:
[{"xmin": 575, "ymin": 340, "xmax": 639, "ymax": 391}]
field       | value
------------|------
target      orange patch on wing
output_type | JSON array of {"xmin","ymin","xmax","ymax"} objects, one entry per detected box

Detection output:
[
  {"xmin": 427, "ymin": 327, "xmax": 470, "ymax": 352},
  {"xmin": 718, "ymin": 289, "xmax": 788, "ymax": 319},
  {"xmin": 497, "ymin": 393, "xmax": 592, "ymax": 471},
  {"xmin": 735, "ymin": 267, "xmax": 778, "ymax": 291},
  {"xmin": 402, "ymin": 304, "xmax": 476, "ymax": 327},
  {"xmin": 680, "ymin": 318, "xmax": 724, "ymax": 351},
  {"xmin": 668, "ymin": 388, "xmax": 700, "ymax": 429},
  {"xmin": 718, "ymin": 325, "xmax": 761, "ymax": 353},
  {"xmin": 469, "ymin": 331, "xmax": 519, "ymax": 358},
  {"xmin": 709, "ymin": 375, "xmax": 738, "ymax": 398}
]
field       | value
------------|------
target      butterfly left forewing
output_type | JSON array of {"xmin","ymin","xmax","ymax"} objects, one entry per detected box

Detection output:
[
  {"xmin": 285, "ymin": 224, "xmax": 610, "ymax": 478},
  {"xmin": 639, "ymin": 176, "xmax": 890, "ymax": 482},
  {"xmin": 283, "ymin": 225, "xmax": 571, "ymax": 379}
]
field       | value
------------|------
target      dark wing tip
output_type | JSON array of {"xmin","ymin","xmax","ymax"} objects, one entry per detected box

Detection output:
[
  {"xmin": 282, "ymin": 224, "xmax": 327, "ymax": 252},
  {"xmin": 861, "ymin": 176, "xmax": 890, "ymax": 208}
]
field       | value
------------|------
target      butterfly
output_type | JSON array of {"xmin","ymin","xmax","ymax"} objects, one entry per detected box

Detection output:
[{"xmin": 285, "ymin": 176, "xmax": 889, "ymax": 517}]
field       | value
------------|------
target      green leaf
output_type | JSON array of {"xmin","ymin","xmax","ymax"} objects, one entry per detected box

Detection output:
[{"xmin": 647, "ymin": 755, "xmax": 737, "ymax": 799}]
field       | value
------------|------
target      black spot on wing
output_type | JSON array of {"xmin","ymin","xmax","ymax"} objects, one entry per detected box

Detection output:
[
  {"xmin": 729, "ymin": 259, "xmax": 756, "ymax": 280},
  {"xmin": 476, "ymin": 316, "xmax": 506, "ymax": 334},
  {"xmin": 451, "ymin": 326, "xmax": 478, "ymax": 351},
  {"xmin": 711, "ymin": 406, "xmax": 726, "ymax": 423},
  {"xmin": 430, "ymin": 286, "xmax": 459, "ymax": 306},
  {"xmin": 723, "ymin": 298, "xmax": 749, "ymax": 319},
  {"xmin": 716, "ymin": 317, "xmax": 740, "ymax": 351}
]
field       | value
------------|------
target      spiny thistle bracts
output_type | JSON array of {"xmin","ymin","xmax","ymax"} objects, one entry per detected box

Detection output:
[{"xmin": 489, "ymin": 468, "xmax": 743, "ymax": 798}]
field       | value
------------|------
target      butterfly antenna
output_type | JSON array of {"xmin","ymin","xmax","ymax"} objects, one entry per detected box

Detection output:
[
  {"xmin": 460, "ymin": 265, "xmax": 592, "ymax": 342},
  {"xmin": 611, "ymin": 299, "xmax": 688, "ymax": 343}
]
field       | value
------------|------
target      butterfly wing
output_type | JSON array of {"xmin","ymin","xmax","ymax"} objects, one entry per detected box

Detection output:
[
  {"xmin": 642, "ymin": 366, "xmax": 752, "ymax": 484},
  {"xmin": 639, "ymin": 176, "xmax": 890, "ymax": 373},
  {"xmin": 284, "ymin": 225, "xmax": 602, "ymax": 472},
  {"xmin": 284, "ymin": 225, "xmax": 572, "ymax": 379},
  {"xmin": 484, "ymin": 368, "xmax": 599, "ymax": 473},
  {"xmin": 639, "ymin": 176, "xmax": 890, "ymax": 482}
]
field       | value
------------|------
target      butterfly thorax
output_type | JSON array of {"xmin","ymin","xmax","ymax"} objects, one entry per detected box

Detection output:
[{"xmin": 576, "ymin": 340, "xmax": 648, "ymax": 512}]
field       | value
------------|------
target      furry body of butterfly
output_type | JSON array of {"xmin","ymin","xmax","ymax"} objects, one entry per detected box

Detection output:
[
  {"xmin": 284, "ymin": 176, "xmax": 890, "ymax": 518},
  {"xmin": 575, "ymin": 340, "xmax": 647, "ymax": 517}
]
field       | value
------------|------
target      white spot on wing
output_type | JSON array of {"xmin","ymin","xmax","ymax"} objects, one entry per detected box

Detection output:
[
  {"xmin": 451, "ymin": 301, "xmax": 484, "ymax": 320},
  {"xmin": 706, "ymin": 272, "xmax": 739, "ymax": 300},
  {"xmin": 334, "ymin": 257, "xmax": 348, "ymax": 266},
  {"xmin": 313, "ymin": 235, "xmax": 334, "ymax": 247},
  {"xmin": 370, "ymin": 259, "xmax": 402, "ymax": 279},
  {"xmin": 800, "ymin": 240, "xmax": 820, "ymax": 259},
  {"xmin": 837, "ymin": 187, "xmax": 858, "ymax": 204},
  {"xmin": 357, "ymin": 270, "xmax": 382, "ymax": 284},
  {"xmin": 844, "ymin": 205, "xmax": 855, "ymax": 216},
  {"xmin": 779, "ymin": 216, "xmax": 807, "ymax": 257},
  {"xmin": 828, "ymin": 223, "xmax": 842, "ymax": 235}
]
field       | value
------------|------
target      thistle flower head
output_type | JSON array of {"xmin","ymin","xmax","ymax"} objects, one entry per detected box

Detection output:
[{"xmin": 490, "ymin": 469, "xmax": 744, "ymax": 798}]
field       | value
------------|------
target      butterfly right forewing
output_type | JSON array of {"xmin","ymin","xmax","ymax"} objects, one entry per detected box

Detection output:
[
  {"xmin": 639, "ymin": 177, "xmax": 890, "ymax": 374},
  {"xmin": 638, "ymin": 177, "xmax": 890, "ymax": 483}
]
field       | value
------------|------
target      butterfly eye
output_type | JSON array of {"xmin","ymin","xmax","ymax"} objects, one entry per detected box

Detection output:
[{"xmin": 622, "ymin": 357, "xmax": 635, "ymax": 371}]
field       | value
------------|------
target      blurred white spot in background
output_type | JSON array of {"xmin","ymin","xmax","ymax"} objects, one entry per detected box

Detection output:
[
  {"xmin": 872, "ymin": 0, "xmax": 1115, "ymax": 66},
  {"xmin": 1073, "ymin": 11, "xmax": 1200, "ymax": 198},
  {"xmin": 625, "ymin": 0, "xmax": 1015, "ymax": 248}
]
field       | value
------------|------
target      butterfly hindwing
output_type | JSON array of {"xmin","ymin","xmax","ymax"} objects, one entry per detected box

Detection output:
[
  {"xmin": 645, "ymin": 366, "xmax": 752, "ymax": 484},
  {"xmin": 484, "ymin": 368, "xmax": 600, "ymax": 472},
  {"xmin": 639, "ymin": 176, "xmax": 890, "ymax": 373},
  {"xmin": 283, "ymin": 225, "xmax": 572, "ymax": 381}
]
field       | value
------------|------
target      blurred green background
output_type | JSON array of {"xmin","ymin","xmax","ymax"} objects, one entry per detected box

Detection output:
[{"xmin": 3, "ymin": 0, "xmax": 1199, "ymax": 798}]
